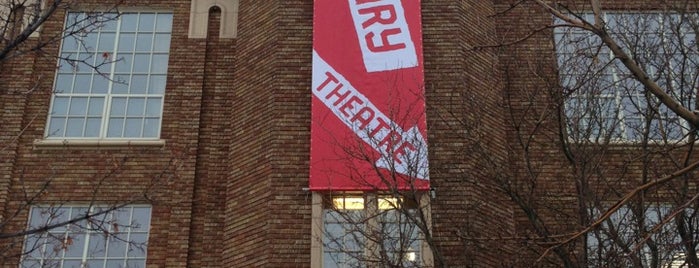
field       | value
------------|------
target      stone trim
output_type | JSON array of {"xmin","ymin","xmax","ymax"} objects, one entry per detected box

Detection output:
[
  {"xmin": 188, "ymin": 0, "xmax": 239, "ymax": 38},
  {"xmin": 33, "ymin": 139, "xmax": 166, "ymax": 150}
]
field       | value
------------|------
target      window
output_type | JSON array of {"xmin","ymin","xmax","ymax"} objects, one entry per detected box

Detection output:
[
  {"xmin": 321, "ymin": 194, "xmax": 425, "ymax": 268},
  {"xmin": 554, "ymin": 13, "xmax": 698, "ymax": 141},
  {"xmin": 586, "ymin": 205, "xmax": 699, "ymax": 267},
  {"xmin": 21, "ymin": 205, "xmax": 152, "ymax": 268},
  {"xmin": 323, "ymin": 196, "xmax": 365, "ymax": 267},
  {"xmin": 46, "ymin": 12, "xmax": 172, "ymax": 139}
]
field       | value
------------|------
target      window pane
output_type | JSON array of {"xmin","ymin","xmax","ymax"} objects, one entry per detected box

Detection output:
[
  {"xmin": 127, "ymin": 98, "xmax": 145, "ymax": 116},
  {"xmin": 51, "ymin": 97, "xmax": 70, "ymax": 115},
  {"xmin": 149, "ymin": 75, "xmax": 166, "ymax": 94},
  {"xmin": 143, "ymin": 119, "xmax": 160, "ymax": 138},
  {"xmin": 126, "ymin": 259, "xmax": 146, "ymax": 268},
  {"xmin": 323, "ymin": 252, "xmax": 342, "ymax": 268},
  {"xmin": 107, "ymin": 118, "xmax": 124, "ymax": 137},
  {"xmin": 86, "ymin": 259, "xmax": 106, "ymax": 267},
  {"xmin": 107, "ymin": 234, "xmax": 127, "ymax": 257},
  {"xmin": 23, "ymin": 235, "xmax": 43, "ymax": 259},
  {"xmin": 135, "ymin": 33, "xmax": 153, "ymax": 51},
  {"xmin": 112, "ymin": 75, "xmax": 130, "ymax": 94},
  {"xmin": 145, "ymin": 98, "xmax": 162, "ymax": 117},
  {"xmin": 115, "ymin": 54, "xmax": 133, "ymax": 73},
  {"xmin": 106, "ymin": 259, "xmax": 125, "ymax": 267},
  {"xmin": 65, "ymin": 118, "xmax": 85, "ymax": 136},
  {"xmin": 153, "ymin": 34, "xmax": 170, "ymax": 51},
  {"xmin": 55, "ymin": 74, "xmax": 74, "ymax": 93},
  {"xmin": 98, "ymin": 32, "xmax": 116, "ymax": 52},
  {"xmin": 118, "ymin": 33, "xmax": 136, "ymax": 52},
  {"xmin": 151, "ymin": 54, "xmax": 169, "ymax": 74},
  {"xmin": 84, "ymin": 118, "xmax": 101, "ymax": 137},
  {"xmin": 100, "ymin": 15, "xmax": 118, "ymax": 32},
  {"xmin": 132, "ymin": 54, "xmax": 150, "ymax": 73},
  {"xmin": 63, "ymin": 259, "xmax": 83, "ymax": 267},
  {"xmin": 124, "ymin": 118, "xmax": 143, "ymax": 137},
  {"xmin": 91, "ymin": 75, "xmax": 109, "ymax": 94},
  {"xmin": 138, "ymin": 14, "xmax": 156, "ymax": 32},
  {"xmin": 87, "ymin": 234, "xmax": 106, "ymax": 258},
  {"xmin": 83, "ymin": 33, "xmax": 98, "ymax": 52},
  {"xmin": 21, "ymin": 258, "xmax": 41, "ymax": 268},
  {"xmin": 108, "ymin": 209, "xmax": 128, "ymax": 233},
  {"xmin": 62, "ymin": 35, "xmax": 80, "ymax": 51},
  {"xmin": 130, "ymin": 75, "xmax": 148, "ymax": 94},
  {"xmin": 128, "ymin": 233, "xmax": 148, "ymax": 258},
  {"xmin": 111, "ymin": 97, "xmax": 127, "ymax": 116},
  {"xmin": 120, "ymin": 14, "xmax": 138, "ymax": 32},
  {"xmin": 131, "ymin": 207, "xmax": 151, "ymax": 232},
  {"xmin": 155, "ymin": 14, "xmax": 173, "ymax": 32},
  {"xmin": 47, "ymin": 117, "xmax": 66, "ymax": 137},
  {"xmin": 58, "ymin": 54, "xmax": 77, "ymax": 73},
  {"xmin": 68, "ymin": 98, "xmax": 88, "ymax": 115},
  {"xmin": 63, "ymin": 233, "xmax": 86, "ymax": 258},
  {"xmin": 42, "ymin": 237, "xmax": 64, "ymax": 259},
  {"xmin": 73, "ymin": 74, "xmax": 92, "ymax": 93}
]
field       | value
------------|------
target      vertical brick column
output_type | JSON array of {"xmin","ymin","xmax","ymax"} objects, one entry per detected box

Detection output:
[
  {"xmin": 423, "ymin": 1, "xmax": 516, "ymax": 266},
  {"xmin": 223, "ymin": 1, "xmax": 279, "ymax": 267}
]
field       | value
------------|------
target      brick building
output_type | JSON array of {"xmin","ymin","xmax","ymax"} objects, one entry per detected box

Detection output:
[{"xmin": 1, "ymin": 0, "xmax": 698, "ymax": 267}]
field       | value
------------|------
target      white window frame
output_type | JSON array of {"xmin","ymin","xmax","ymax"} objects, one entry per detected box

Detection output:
[
  {"xmin": 554, "ymin": 12, "xmax": 698, "ymax": 142},
  {"xmin": 20, "ymin": 204, "xmax": 152, "ymax": 268},
  {"xmin": 45, "ymin": 11, "xmax": 172, "ymax": 140},
  {"xmin": 311, "ymin": 192, "xmax": 433, "ymax": 268}
]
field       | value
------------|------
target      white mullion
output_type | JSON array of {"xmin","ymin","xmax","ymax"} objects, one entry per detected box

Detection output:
[
  {"xmin": 117, "ymin": 14, "xmax": 142, "ymax": 138},
  {"xmin": 141, "ymin": 18, "xmax": 159, "ymax": 138},
  {"xmin": 123, "ymin": 207, "xmax": 134, "ymax": 263},
  {"xmin": 605, "ymin": 32, "xmax": 628, "ymax": 140},
  {"xmin": 659, "ymin": 14, "xmax": 677, "ymax": 139},
  {"xmin": 62, "ymin": 97, "xmax": 76, "ymax": 137},
  {"xmin": 102, "ymin": 14, "xmax": 122, "ymax": 139},
  {"xmin": 83, "ymin": 28, "xmax": 102, "ymax": 138},
  {"xmin": 80, "ymin": 206, "xmax": 92, "ymax": 268},
  {"xmin": 661, "ymin": 15, "xmax": 690, "ymax": 139},
  {"xmin": 103, "ymin": 209, "xmax": 114, "ymax": 267}
]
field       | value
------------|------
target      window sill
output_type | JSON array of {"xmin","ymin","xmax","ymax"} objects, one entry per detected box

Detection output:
[{"xmin": 33, "ymin": 139, "xmax": 166, "ymax": 150}]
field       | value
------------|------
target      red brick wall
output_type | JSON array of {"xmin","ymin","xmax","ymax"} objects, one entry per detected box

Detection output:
[
  {"xmin": 0, "ymin": 1, "xmax": 207, "ymax": 267},
  {"xmin": 0, "ymin": 0, "xmax": 562, "ymax": 267},
  {"xmin": 223, "ymin": 0, "xmax": 277, "ymax": 266},
  {"xmin": 267, "ymin": 0, "xmax": 314, "ymax": 266},
  {"xmin": 423, "ymin": 1, "xmax": 517, "ymax": 266}
]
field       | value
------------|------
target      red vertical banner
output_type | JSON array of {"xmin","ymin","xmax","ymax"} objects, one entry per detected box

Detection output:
[{"xmin": 310, "ymin": 0, "xmax": 428, "ymax": 191}]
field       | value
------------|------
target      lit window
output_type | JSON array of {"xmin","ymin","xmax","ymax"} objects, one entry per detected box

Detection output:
[
  {"xmin": 21, "ymin": 205, "xmax": 151, "ymax": 268},
  {"xmin": 322, "ymin": 195, "xmax": 423, "ymax": 267},
  {"xmin": 46, "ymin": 12, "xmax": 172, "ymax": 139},
  {"xmin": 323, "ymin": 196, "xmax": 366, "ymax": 268},
  {"xmin": 376, "ymin": 197, "xmax": 421, "ymax": 267},
  {"xmin": 554, "ymin": 13, "xmax": 698, "ymax": 141}
]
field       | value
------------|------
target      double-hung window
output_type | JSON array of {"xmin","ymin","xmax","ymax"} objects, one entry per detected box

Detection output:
[
  {"xmin": 21, "ymin": 205, "xmax": 152, "ymax": 268},
  {"xmin": 554, "ymin": 13, "xmax": 698, "ymax": 141},
  {"xmin": 322, "ymin": 194, "xmax": 424, "ymax": 268},
  {"xmin": 46, "ymin": 12, "xmax": 172, "ymax": 139}
]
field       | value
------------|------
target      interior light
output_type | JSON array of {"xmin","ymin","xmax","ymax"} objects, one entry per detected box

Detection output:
[
  {"xmin": 378, "ymin": 197, "xmax": 400, "ymax": 210},
  {"xmin": 333, "ymin": 197, "xmax": 364, "ymax": 210},
  {"xmin": 405, "ymin": 251, "xmax": 416, "ymax": 261}
]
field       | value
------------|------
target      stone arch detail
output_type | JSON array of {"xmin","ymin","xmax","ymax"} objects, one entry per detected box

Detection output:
[{"xmin": 188, "ymin": 0, "xmax": 239, "ymax": 38}]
